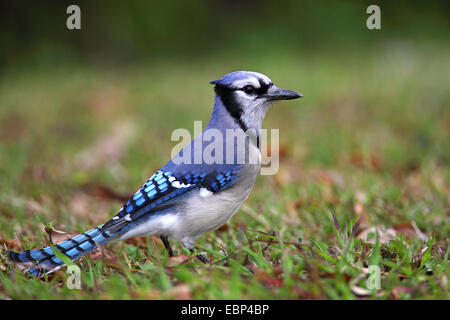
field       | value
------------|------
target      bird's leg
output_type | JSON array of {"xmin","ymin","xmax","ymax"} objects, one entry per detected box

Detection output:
[
  {"xmin": 160, "ymin": 235, "xmax": 174, "ymax": 257},
  {"xmin": 189, "ymin": 248, "xmax": 210, "ymax": 264}
]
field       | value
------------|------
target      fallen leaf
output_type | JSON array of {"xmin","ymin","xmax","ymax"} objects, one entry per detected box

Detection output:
[
  {"xmin": 125, "ymin": 236, "xmax": 159, "ymax": 249},
  {"xmin": 274, "ymin": 167, "xmax": 294, "ymax": 185},
  {"xmin": 294, "ymin": 286, "xmax": 323, "ymax": 299},
  {"xmin": 262, "ymin": 275, "xmax": 283, "ymax": 288},
  {"xmin": 369, "ymin": 153, "xmax": 382, "ymax": 172},
  {"xmin": 75, "ymin": 120, "xmax": 136, "ymax": 170},
  {"xmin": 217, "ymin": 224, "xmax": 229, "ymax": 232},
  {"xmin": 313, "ymin": 169, "xmax": 345, "ymax": 188},
  {"xmin": 129, "ymin": 289, "xmax": 161, "ymax": 300},
  {"xmin": 357, "ymin": 226, "xmax": 397, "ymax": 244},
  {"xmin": 81, "ymin": 184, "xmax": 131, "ymax": 202},
  {"xmin": 350, "ymin": 151, "xmax": 364, "ymax": 168},
  {"xmin": 0, "ymin": 113, "xmax": 28, "ymax": 142},
  {"xmin": 393, "ymin": 221, "xmax": 427, "ymax": 241},
  {"xmin": 165, "ymin": 284, "xmax": 192, "ymax": 300},
  {"xmin": 166, "ymin": 255, "xmax": 190, "ymax": 268},
  {"xmin": 390, "ymin": 286, "xmax": 415, "ymax": 299},
  {"xmin": 44, "ymin": 227, "xmax": 78, "ymax": 244},
  {"xmin": 246, "ymin": 264, "xmax": 283, "ymax": 288},
  {"xmin": 0, "ymin": 237, "xmax": 20, "ymax": 250},
  {"xmin": 89, "ymin": 247, "xmax": 103, "ymax": 260}
]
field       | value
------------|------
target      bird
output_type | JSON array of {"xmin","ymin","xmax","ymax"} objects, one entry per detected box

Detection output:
[{"xmin": 8, "ymin": 71, "xmax": 302, "ymax": 276}]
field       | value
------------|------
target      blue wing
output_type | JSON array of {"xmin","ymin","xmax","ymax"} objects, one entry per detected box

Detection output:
[{"xmin": 101, "ymin": 168, "xmax": 240, "ymax": 233}]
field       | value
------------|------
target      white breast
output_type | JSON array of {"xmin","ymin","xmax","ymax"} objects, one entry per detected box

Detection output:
[
  {"xmin": 119, "ymin": 143, "xmax": 262, "ymax": 248},
  {"xmin": 175, "ymin": 144, "xmax": 261, "ymax": 243}
]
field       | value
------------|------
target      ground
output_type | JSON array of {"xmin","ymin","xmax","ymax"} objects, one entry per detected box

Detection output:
[{"xmin": 0, "ymin": 44, "xmax": 448, "ymax": 299}]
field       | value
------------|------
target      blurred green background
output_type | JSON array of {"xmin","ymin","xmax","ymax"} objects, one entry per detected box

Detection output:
[
  {"xmin": 1, "ymin": 0, "xmax": 449, "ymax": 67},
  {"xmin": 0, "ymin": 1, "xmax": 448, "ymax": 299}
]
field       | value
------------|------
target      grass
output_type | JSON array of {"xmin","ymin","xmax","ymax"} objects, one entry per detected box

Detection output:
[{"xmin": 0, "ymin": 43, "xmax": 449, "ymax": 299}]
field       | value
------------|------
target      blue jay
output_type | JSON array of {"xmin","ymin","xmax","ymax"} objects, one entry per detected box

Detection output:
[{"xmin": 8, "ymin": 71, "xmax": 302, "ymax": 276}]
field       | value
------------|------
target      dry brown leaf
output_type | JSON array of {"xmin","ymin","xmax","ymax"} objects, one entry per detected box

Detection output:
[
  {"xmin": 357, "ymin": 226, "xmax": 397, "ymax": 244},
  {"xmin": 439, "ymin": 274, "xmax": 448, "ymax": 289},
  {"xmin": 0, "ymin": 237, "xmax": 20, "ymax": 250},
  {"xmin": 75, "ymin": 120, "xmax": 136, "ymax": 170},
  {"xmin": 85, "ymin": 85, "xmax": 126, "ymax": 116},
  {"xmin": 85, "ymin": 245, "xmax": 122, "ymax": 272},
  {"xmin": 45, "ymin": 227, "xmax": 79, "ymax": 244},
  {"xmin": 354, "ymin": 202, "xmax": 364, "ymax": 215},
  {"xmin": 350, "ymin": 151, "xmax": 364, "ymax": 168},
  {"xmin": 261, "ymin": 141, "xmax": 290, "ymax": 160},
  {"xmin": 294, "ymin": 286, "xmax": 323, "ymax": 299},
  {"xmin": 81, "ymin": 184, "xmax": 131, "ymax": 202},
  {"xmin": 390, "ymin": 286, "xmax": 415, "ymax": 299},
  {"xmin": 129, "ymin": 289, "xmax": 161, "ymax": 300},
  {"xmin": 166, "ymin": 255, "xmax": 190, "ymax": 268},
  {"xmin": 20, "ymin": 164, "xmax": 50, "ymax": 184},
  {"xmin": 246, "ymin": 264, "xmax": 283, "ymax": 288},
  {"xmin": 165, "ymin": 284, "xmax": 192, "ymax": 300},
  {"xmin": 68, "ymin": 191, "xmax": 114, "ymax": 223},
  {"xmin": 262, "ymin": 275, "xmax": 283, "ymax": 288},
  {"xmin": 0, "ymin": 113, "xmax": 28, "ymax": 142},
  {"xmin": 274, "ymin": 167, "xmax": 293, "ymax": 186},
  {"xmin": 89, "ymin": 247, "xmax": 103, "ymax": 260},
  {"xmin": 5, "ymin": 194, "xmax": 52, "ymax": 217},
  {"xmin": 313, "ymin": 169, "xmax": 345, "ymax": 188},
  {"xmin": 369, "ymin": 153, "xmax": 382, "ymax": 172},
  {"xmin": 323, "ymin": 188, "xmax": 340, "ymax": 205},
  {"xmin": 353, "ymin": 190, "xmax": 370, "ymax": 227},
  {"xmin": 125, "ymin": 236, "xmax": 157, "ymax": 249},
  {"xmin": 69, "ymin": 193, "xmax": 91, "ymax": 219},
  {"xmin": 217, "ymin": 224, "xmax": 229, "ymax": 232},
  {"xmin": 393, "ymin": 221, "xmax": 427, "ymax": 241}
]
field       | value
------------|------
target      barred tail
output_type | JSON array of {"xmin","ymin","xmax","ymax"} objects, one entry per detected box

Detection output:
[{"xmin": 8, "ymin": 225, "xmax": 115, "ymax": 277}]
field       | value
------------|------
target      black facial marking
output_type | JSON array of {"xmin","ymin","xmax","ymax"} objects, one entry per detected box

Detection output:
[
  {"xmin": 238, "ymin": 80, "xmax": 271, "ymax": 96},
  {"xmin": 214, "ymin": 85, "xmax": 248, "ymax": 131},
  {"xmin": 256, "ymin": 79, "xmax": 272, "ymax": 95},
  {"xmin": 213, "ymin": 78, "xmax": 272, "ymax": 133}
]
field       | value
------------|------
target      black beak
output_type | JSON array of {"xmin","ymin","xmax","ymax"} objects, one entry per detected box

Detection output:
[{"xmin": 264, "ymin": 85, "xmax": 303, "ymax": 101}]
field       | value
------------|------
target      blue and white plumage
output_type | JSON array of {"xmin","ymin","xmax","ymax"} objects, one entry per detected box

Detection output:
[{"xmin": 8, "ymin": 71, "xmax": 302, "ymax": 276}]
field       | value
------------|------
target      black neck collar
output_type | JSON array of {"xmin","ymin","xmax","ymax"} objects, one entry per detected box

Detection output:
[{"xmin": 214, "ymin": 86, "xmax": 260, "ymax": 149}]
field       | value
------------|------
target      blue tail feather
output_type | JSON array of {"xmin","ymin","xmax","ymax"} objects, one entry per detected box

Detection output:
[{"xmin": 8, "ymin": 225, "xmax": 115, "ymax": 277}]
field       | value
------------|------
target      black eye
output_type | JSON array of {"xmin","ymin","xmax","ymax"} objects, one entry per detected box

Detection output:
[{"xmin": 243, "ymin": 85, "xmax": 255, "ymax": 94}]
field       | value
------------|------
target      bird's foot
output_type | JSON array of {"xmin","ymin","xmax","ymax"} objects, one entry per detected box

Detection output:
[
  {"xmin": 189, "ymin": 249, "xmax": 210, "ymax": 264},
  {"xmin": 160, "ymin": 235, "xmax": 175, "ymax": 257}
]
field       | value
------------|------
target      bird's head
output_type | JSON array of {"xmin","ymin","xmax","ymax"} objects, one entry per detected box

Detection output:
[{"xmin": 210, "ymin": 71, "xmax": 302, "ymax": 130}]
